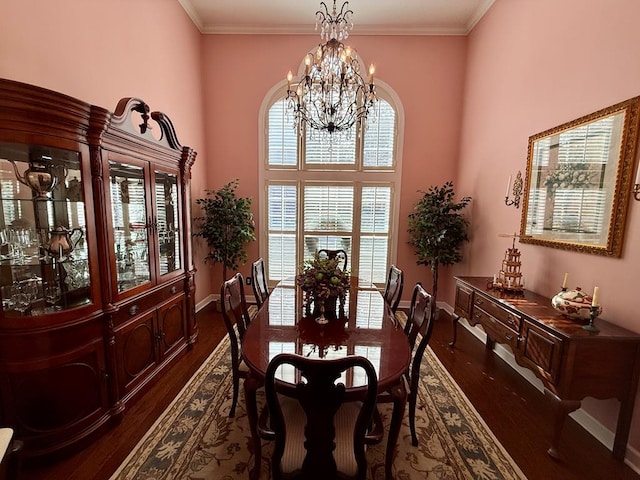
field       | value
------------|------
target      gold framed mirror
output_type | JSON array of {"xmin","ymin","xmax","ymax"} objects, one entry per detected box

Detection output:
[{"xmin": 520, "ymin": 96, "xmax": 640, "ymax": 257}]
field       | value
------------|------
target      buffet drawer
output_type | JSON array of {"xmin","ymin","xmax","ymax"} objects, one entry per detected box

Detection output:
[
  {"xmin": 471, "ymin": 307, "xmax": 519, "ymax": 351},
  {"xmin": 473, "ymin": 293, "xmax": 521, "ymax": 332}
]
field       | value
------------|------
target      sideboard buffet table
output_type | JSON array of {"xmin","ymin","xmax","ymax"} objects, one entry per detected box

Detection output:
[{"xmin": 453, "ymin": 276, "xmax": 640, "ymax": 461}]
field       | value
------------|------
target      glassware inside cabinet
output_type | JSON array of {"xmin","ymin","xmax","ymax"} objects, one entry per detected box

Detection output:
[
  {"xmin": 109, "ymin": 161, "xmax": 151, "ymax": 293},
  {"xmin": 0, "ymin": 142, "xmax": 91, "ymax": 317},
  {"xmin": 155, "ymin": 171, "xmax": 181, "ymax": 276}
]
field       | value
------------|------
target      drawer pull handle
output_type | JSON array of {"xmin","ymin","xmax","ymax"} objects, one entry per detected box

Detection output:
[
  {"xmin": 508, "ymin": 318, "xmax": 516, "ymax": 326},
  {"xmin": 129, "ymin": 305, "xmax": 139, "ymax": 316},
  {"xmin": 475, "ymin": 299, "xmax": 484, "ymax": 305},
  {"xmin": 505, "ymin": 334, "xmax": 513, "ymax": 341},
  {"xmin": 170, "ymin": 286, "xmax": 177, "ymax": 294},
  {"xmin": 474, "ymin": 312, "xmax": 482, "ymax": 319}
]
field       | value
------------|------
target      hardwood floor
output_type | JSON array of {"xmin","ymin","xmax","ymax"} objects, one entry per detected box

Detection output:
[{"xmin": 19, "ymin": 304, "xmax": 640, "ymax": 480}]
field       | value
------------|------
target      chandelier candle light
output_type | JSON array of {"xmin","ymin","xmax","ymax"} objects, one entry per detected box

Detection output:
[{"xmin": 286, "ymin": 0, "xmax": 377, "ymax": 140}]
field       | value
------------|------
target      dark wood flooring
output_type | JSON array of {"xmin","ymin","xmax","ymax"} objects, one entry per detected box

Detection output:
[{"xmin": 20, "ymin": 305, "xmax": 640, "ymax": 480}]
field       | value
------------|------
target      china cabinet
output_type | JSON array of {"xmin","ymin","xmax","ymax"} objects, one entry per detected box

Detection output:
[{"xmin": 0, "ymin": 78, "xmax": 197, "ymax": 457}]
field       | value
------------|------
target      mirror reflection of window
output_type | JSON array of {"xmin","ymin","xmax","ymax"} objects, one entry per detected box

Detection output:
[{"xmin": 520, "ymin": 96, "xmax": 639, "ymax": 257}]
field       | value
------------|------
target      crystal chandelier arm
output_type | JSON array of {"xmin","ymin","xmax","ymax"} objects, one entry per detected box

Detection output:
[
  {"xmin": 316, "ymin": 1, "xmax": 354, "ymax": 41},
  {"xmin": 286, "ymin": 1, "xmax": 377, "ymax": 140}
]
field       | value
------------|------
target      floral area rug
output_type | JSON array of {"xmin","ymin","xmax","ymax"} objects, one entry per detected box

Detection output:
[{"xmin": 110, "ymin": 336, "xmax": 527, "ymax": 480}]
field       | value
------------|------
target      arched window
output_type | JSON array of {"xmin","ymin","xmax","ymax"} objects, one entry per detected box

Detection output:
[{"xmin": 260, "ymin": 83, "xmax": 403, "ymax": 287}]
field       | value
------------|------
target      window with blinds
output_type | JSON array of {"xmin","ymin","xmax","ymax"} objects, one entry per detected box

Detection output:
[{"xmin": 264, "ymin": 90, "xmax": 400, "ymax": 286}]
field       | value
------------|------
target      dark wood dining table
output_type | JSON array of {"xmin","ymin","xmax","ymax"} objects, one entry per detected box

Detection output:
[{"xmin": 241, "ymin": 276, "xmax": 411, "ymax": 480}]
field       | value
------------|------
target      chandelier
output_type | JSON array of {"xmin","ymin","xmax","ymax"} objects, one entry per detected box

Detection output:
[{"xmin": 286, "ymin": 1, "xmax": 377, "ymax": 140}]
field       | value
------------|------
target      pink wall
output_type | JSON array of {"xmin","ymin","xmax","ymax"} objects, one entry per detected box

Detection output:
[
  {"xmin": 459, "ymin": 0, "xmax": 640, "ymax": 455},
  {"xmin": 200, "ymin": 34, "xmax": 468, "ymax": 294},
  {"xmin": 0, "ymin": 0, "xmax": 213, "ymax": 301},
  {"xmin": 3, "ymin": 0, "xmax": 639, "ymax": 464}
]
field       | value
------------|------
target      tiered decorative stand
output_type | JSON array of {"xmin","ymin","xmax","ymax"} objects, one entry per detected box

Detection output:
[{"xmin": 491, "ymin": 233, "xmax": 524, "ymax": 293}]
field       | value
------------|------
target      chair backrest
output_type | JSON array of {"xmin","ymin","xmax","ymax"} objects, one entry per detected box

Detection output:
[
  {"xmin": 317, "ymin": 249, "xmax": 348, "ymax": 271},
  {"xmin": 220, "ymin": 272, "xmax": 252, "ymax": 344},
  {"xmin": 251, "ymin": 257, "xmax": 270, "ymax": 309},
  {"xmin": 265, "ymin": 353, "xmax": 377, "ymax": 480},
  {"xmin": 382, "ymin": 264, "xmax": 404, "ymax": 313},
  {"xmin": 403, "ymin": 283, "xmax": 434, "ymax": 388}
]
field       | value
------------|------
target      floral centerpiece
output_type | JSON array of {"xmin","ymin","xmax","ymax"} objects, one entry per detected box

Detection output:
[{"xmin": 296, "ymin": 253, "xmax": 350, "ymax": 321}]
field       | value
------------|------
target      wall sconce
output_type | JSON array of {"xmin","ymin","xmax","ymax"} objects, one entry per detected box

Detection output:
[
  {"xmin": 634, "ymin": 168, "xmax": 640, "ymax": 201},
  {"xmin": 505, "ymin": 171, "xmax": 523, "ymax": 208}
]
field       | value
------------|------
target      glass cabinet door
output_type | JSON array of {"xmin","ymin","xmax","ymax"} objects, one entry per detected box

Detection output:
[
  {"xmin": 109, "ymin": 161, "xmax": 151, "ymax": 293},
  {"xmin": 0, "ymin": 142, "xmax": 91, "ymax": 316},
  {"xmin": 155, "ymin": 170, "xmax": 181, "ymax": 276}
]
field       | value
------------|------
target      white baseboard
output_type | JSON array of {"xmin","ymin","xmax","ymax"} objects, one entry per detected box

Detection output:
[
  {"xmin": 195, "ymin": 294, "xmax": 216, "ymax": 312},
  {"xmin": 195, "ymin": 293, "xmax": 257, "ymax": 312},
  {"xmin": 438, "ymin": 302, "xmax": 640, "ymax": 474}
]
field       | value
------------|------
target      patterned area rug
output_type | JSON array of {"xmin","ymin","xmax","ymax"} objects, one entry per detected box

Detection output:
[{"xmin": 111, "ymin": 336, "xmax": 527, "ymax": 480}]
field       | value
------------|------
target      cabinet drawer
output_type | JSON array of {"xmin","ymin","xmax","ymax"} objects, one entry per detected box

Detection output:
[
  {"xmin": 158, "ymin": 278, "xmax": 184, "ymax": 302},
  {"xmin": 519, "ymin": 321, "xmax": 563, "ymax": 385},
  {"xmin": 471, "ymin": 308, "xmax": 519, "ymax": 350},
  {"xmin": 473, "ymin": 294, "xmax": 521, "ymax": 332},
  {"xmin": 112, "ymin": 279, "xmax": 184, "ymax": 326}
]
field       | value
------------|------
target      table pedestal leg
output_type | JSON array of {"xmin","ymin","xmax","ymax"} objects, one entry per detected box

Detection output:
[
  {"xmin": 386, "ymin": 380, "xmax": 407, "ymax": 480},
  {"xmin": 245, "ymin": 373, "xmax": 262, "ymax": 480},
  {"xmin": 544, "ymin": 390, "xmax": 580, "ymax": 460}
]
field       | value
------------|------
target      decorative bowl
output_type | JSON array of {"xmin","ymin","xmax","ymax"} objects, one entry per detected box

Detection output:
[{"xmin": 551, "ymin": 288, "xmax": 602, "ymax": 320}]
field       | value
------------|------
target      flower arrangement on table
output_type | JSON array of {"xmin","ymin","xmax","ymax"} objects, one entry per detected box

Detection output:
[{"xmin": 295, "ymin": 253, "xmax": 350, "ymax": 321}]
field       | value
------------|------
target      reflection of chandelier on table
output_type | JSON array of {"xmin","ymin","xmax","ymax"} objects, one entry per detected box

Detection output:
[{"xmin": 286, "ymin": 1, "xmax": 377, "ymax": 140}]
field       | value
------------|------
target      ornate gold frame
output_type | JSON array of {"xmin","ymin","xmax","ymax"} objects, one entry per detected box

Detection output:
[{"xmin": 519, "ymin": 96, "xmax": 640, "ymax": 257}]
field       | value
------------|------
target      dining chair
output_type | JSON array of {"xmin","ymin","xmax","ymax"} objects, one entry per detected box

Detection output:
[
  {"xmin": 382, "ymin": 264, "xmax": 404, "ymax": 315},
  {"xmin": 220, "ymin": 272, "xmax": 253, "ymax": 418},
  {"xmin": 375, "ymin": 282, "xmax": 433, "ymax": 446},
  {"xmin": 0, "ymin": 428, "xmax": 22, "ymax": 480},
  {"xmin": 251, "ymin": 257, "xmax": 270, "ymax": 309},
  {"xmin": 317, "ymin": 248, "xmax": 348, "ymax": 271},
  {"xmin": 264, "ymin": 353, "xmax": 378, "ymax": 480}
]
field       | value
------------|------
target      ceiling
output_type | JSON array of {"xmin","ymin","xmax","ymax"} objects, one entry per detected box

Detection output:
[{"xmin": 178, "ymin": 0, "xmax": 495, "ymax": 35}]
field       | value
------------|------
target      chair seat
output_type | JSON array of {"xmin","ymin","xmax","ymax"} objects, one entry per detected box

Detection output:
[
  {"xmin": 279, "ymin": 396, "xmax": 360, "ymax": 478},
  {"xmin": 395, "ymin": 310, "xmax": 408, "ymax": 328},
  {"xmin": 0, "ymin": 428, "xmax": 12, "ymax": 460}
]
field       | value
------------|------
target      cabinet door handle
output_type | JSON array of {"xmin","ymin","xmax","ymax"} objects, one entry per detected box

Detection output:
[{"xmin": 129, "ymin": 305, "xmax": 139, "ymax": 316}]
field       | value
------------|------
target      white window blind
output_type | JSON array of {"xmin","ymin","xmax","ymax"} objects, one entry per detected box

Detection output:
[
  {"xmin": 264, "ymin": 93, "xmax": 399, "ymax": 286},
  {"xmin": 268, "ymin": 99, "xmax": 297, "ymax": 166},
  {"xmin": 364, "ymin": 101, "xmax": 396, "ymax": 168}
]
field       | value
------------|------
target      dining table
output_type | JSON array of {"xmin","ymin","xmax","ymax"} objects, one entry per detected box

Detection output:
[{"xmin": 241, "ymin": 276, "xmax": 411, "ymax": 480}]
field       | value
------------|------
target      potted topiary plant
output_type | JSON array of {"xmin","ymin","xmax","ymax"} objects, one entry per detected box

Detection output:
[
  {"xmin": 407, "ymin": 181, "xmax": 471, "ymax": 318},
  {"xmin": 193, "ymin": 179, "xmax": 256, "ymax": 293}
]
